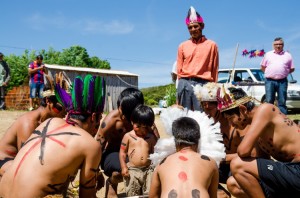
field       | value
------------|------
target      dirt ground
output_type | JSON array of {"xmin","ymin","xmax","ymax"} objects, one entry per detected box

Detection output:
[{"xmin": 0, "ymin": 110, "xmax": 168, "ymax": 198}]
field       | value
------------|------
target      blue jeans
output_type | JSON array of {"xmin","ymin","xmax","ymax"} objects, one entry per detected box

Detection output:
[
  {"xmin": 265, "ymin": 78, "xmax": 288, "ymax": 114},
  {"xmin": 30, "ymin": 82, "xmax": 44, "ymax": 99}
]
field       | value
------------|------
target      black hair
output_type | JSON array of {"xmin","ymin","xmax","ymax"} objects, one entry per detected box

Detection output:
[
  {"xmin": 40, "ymin": 95, "xmax": 58, "ymax": 107},
  {"xmin": 117, "ymin": 87, "xmax": 144, "ymax": 122},
  {"xmin": 172, "ymin": 117, "xmax": 200, "ymax": 147},
  {"xmin": 131, "ymin": 104, "xmax": 154, "ymax": 127},
  {"xmin": 222, "ymin": 87, "xmax": 255, "ymax": 116},
  {"xmin": 36, "ymin": 54, "xmax": 43, "ymax": 60},
  {"xmin": 274, "ymin": 37, "xmax": 284, "ymax": 42}
]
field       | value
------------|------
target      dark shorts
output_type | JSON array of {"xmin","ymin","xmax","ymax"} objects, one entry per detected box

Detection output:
[
  {"xmin": 101, "ymin": 151, "xmax": 121, "ymax": 177},
  {"xmin": 219, "ymin": 163, "xmax": 231, "ymax": 184},
  {"xmin": 257, "ymin": 158, "xmax": 300, "ymax": 198},
  {"xmin": 0, "ymin": 157, "xmax": 14, "ymax": 169}
]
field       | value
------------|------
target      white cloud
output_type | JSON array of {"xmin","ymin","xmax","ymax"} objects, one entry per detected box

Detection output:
[{"xmin": 25, "ymin": 13, "xmax": 134, "ymax": 35}]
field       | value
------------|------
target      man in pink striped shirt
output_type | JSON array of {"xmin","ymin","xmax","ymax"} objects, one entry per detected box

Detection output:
[
  {"xmin": 176, "ymin": 6, "xmax": 219, "ymax": 111},
  {"xmin": 261, "ymin": 37, "xmax": 295, "ymax": 114}
]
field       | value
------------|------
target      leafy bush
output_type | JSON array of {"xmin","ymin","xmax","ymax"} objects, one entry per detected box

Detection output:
[{"xmin": 141, "ymin": 83, "xmax": 176, "ymax": 107}]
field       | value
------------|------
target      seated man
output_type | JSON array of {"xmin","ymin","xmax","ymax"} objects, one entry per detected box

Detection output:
[
  {"xmin": 217, "ymin": 87, "xmax": 300, "ymax": 198},
  {"xmin": 149, "ymin": 117, "xmax": 219, "ymax": 198},
  {"xmin": 194, "ymin": 83, "xmax": 269, "ymax": 198},
  {"xmin": 0, "ymin": 74, "xmax": 106, "ymax": 198},
  {"xmin": 0, "ymin": 88, "xmax": 66, "ymax": 179}
]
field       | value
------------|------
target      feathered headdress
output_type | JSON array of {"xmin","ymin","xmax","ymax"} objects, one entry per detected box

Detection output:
[
  {"xmin": 149, "ymin": 107, "xmax": 225, "ymax": 168},
  {"xmin": 55, "ymin": 74, "xmax": 106, "ymax": 115},
  {"xmin": 194, "ymin": 82, "xmax": 220, "ymax": 102},
  {"xmin": 185, "ymin": 6, "xmax": 204, "ymax": 25},
  {"xmin": 216, "ymin": 84, "xmax": 252, "ymax": 112}
]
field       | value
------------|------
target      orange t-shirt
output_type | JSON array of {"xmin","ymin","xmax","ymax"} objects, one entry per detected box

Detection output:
[{"xmin": 177, "ymin": 36, "xmax": 219, "ymax": 82}]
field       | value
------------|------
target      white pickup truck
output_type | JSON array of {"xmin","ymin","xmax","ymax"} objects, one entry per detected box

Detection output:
[{"xmin": 218, "ymin": 68, "xmax": 300, "ymax": 112}]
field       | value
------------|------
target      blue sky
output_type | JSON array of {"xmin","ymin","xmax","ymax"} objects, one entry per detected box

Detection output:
[{"xmin": 1, "ymin": 0, "xmax": 300, "ymax": 88}]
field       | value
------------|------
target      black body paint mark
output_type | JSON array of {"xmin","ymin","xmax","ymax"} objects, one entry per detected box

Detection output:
[
  {"xmin": 101, "ymin": 122, "xmax": 106, "ymax": 129},
  {"xmin": 201, "ymin": 155, "xmax": 210, "ymax": 161},
  {"xmin": 159, "ymin": 157, "xmax": 167, "ymax": 165},
  {"xmin": 129, "ymin": 134, "xmax": 137, "ymax": 140},
  {"xmin": 22, "ymin": 119, "xmax": 80, "ymax": 165},
  {"xmin": 129, "ymin": 149, "xmax": 135, "ymax": 159},
  {"xmin": 121, "ymin": 142, "xmax": 127, "ymax": 146},
  {"xmin": 80, "ymin": 168, "xmax": 99, "ymax": 189},
  {"xmin": 47, "ymin": 175, "xmax": 74, "ymax": 196},
  {"xmin": 168, "ymin": 189, "xmax": 177, "ymax": 198},
  {"xmin": 192, "ymin": 189, "xmax": 200, "ymax": 198},
  {"xmin": 283, "ymin": 117, "xmax": 294, "ymax": 126}
]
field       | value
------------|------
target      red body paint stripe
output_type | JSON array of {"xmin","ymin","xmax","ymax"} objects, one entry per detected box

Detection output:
[
  {"xmin": 120, "ymin": 145, "xmax": 126, "ymax": 150},
  {"xmin": 179, "ymin": 156, "xmax": 188, "ymax": 161},
  {"xmin": 5, "ymin": 150, "xmax": 17, "ymax": 156},
  {"xmin": 48, "ymin": 137, "xmax": 66, "ymax": 147},
  {"xmin": 14, "ymin": 139, "xmax": 42, "ymax": 179},
  {"xmin": 13, "ymin": 123, "xmax": 70, "ymax": 179}
]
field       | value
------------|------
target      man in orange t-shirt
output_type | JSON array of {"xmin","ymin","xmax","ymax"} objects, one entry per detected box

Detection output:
[{"xmin": 177, "ymin": 6, "xmax": 219, "ymax": 111}]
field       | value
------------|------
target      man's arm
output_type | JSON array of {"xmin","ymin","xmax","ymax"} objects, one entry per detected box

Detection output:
[
  {"xmin": 290, "ymin": 68, "xmax": 295, "ymax": 73},
  {"xmin": 260, "ymin": 65, "xmax": 266, "ymax": 72},
  {"xmin": 95, "ymin": 110, "xmax": 118, "ymax": 150},
  {"xmin": 237, "ymin": 105, "xmax": 271, "ymax": 157},
  {"xmin": 149, "ymin": 167, "xmax": 161, "ymax": 198},
  {"xmin": 208, "ymin": 162, "xmax": 219, "ymax": 198},
  {"xmin": 177, "ymin": 44, "xmax": 183, "ymax": 78},
  {"xmin": 119, "ymin": 134, "xmax": 129, "ymax": 177},
  {"xmin": 79, "ymin": 142, "xmax": 101, "ymax": 198},
  {"xmin": 211, "ymin": 45, "xmax": 219, "ymax": 82}
]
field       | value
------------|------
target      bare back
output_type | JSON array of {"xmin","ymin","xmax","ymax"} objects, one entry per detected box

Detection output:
[
  {"xmin": 150, "ymin": 149, "xmax": 218, "ymax": 198},
  {"xmin": 239, "ymin": 103, "xmax": 300, "ymax": 162},
  {"xmin": 97, "ymin": 109, "xmax": 132, "ymax": 152},
  {"xmin": 0, "ymin": 117, "xmax": 101, "ymax": 198}
]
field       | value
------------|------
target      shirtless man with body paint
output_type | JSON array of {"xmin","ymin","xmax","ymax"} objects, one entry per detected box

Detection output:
[
  {"xmin": 0, "ymin": 75, "xmax": 105, "ymax": 198},
  {"xmin": 0, "ymin": 93, "xmax": 66, "ymax": 180},
  {"xmin": 149, "ymin": 117, "xmax": 218, "ymax": 198},
  {"xmin": 194, "ymin": 83, "xmax": 269, "ymax": 198},
  {"xmin": 219, "ymin": 87, "xmax": 300, "ymax": 198}
]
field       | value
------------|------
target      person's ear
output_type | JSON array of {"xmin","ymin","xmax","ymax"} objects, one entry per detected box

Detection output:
[
  {"xmin": 200, "ymin": 23, "xmax": 205, "ymax": 29},
  {"xmin": 239, "ymin": 105, "xmax": 247, "ymax": 116}
]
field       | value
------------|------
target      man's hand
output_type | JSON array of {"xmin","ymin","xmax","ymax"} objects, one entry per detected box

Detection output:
[
  {"xmin": 121, "ymin": 167, "xmax": 129, "ymax": 178},
  {"xmin": 2, "ymin": 82, "xmax": 7, "ymax": 86},
  {"xmin": 96, "ymin": 172, "xmax": 105, "ymax": 190}
]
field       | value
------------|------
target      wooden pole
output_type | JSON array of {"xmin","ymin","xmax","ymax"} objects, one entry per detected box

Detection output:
[{"xmin": 228, "ymin": 43, "xmax": 239, "ymax": 83}]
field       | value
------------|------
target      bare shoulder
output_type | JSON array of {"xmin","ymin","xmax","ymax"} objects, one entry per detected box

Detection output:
[{"xmin": 257, "ymin": 103, "xmax": 277, "ymax": 114}]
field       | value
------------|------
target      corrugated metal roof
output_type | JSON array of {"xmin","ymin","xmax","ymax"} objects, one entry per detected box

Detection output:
[{"xmin": 45, "ymin": 64, "xmax": 139, "ymax": 77}]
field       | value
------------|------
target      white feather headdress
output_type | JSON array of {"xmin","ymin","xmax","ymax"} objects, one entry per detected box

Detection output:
[{"xmin": 149, "ymin": 107, "xmax": 225, "ymax": 168}]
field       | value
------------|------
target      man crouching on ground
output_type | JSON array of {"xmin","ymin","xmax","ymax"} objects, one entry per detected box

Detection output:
[
  {"xmin": 149, "ymin": 117, "xmax": 219, "ymax": 198},
  {"xmin": 0, "ymin": 74, "xmax": 106, "ymax": 198}
]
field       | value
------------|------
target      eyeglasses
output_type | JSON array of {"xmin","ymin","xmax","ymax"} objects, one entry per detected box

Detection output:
[{"xmin": 274, "ymin": 43, "xmax": 283, "ymax": 46}]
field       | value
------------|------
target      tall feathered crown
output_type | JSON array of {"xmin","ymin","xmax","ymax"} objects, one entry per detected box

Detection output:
[
  {"xmin": 186, "ymin": 6, "xmax": 204, "ymax": 25},
  {"xmin": 194, "ymin": 83, "xmax": 220, "ymax": 102},
  {"xmin": 55, "ymin": 74, "xmax": 106, "ymax": 115}
]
